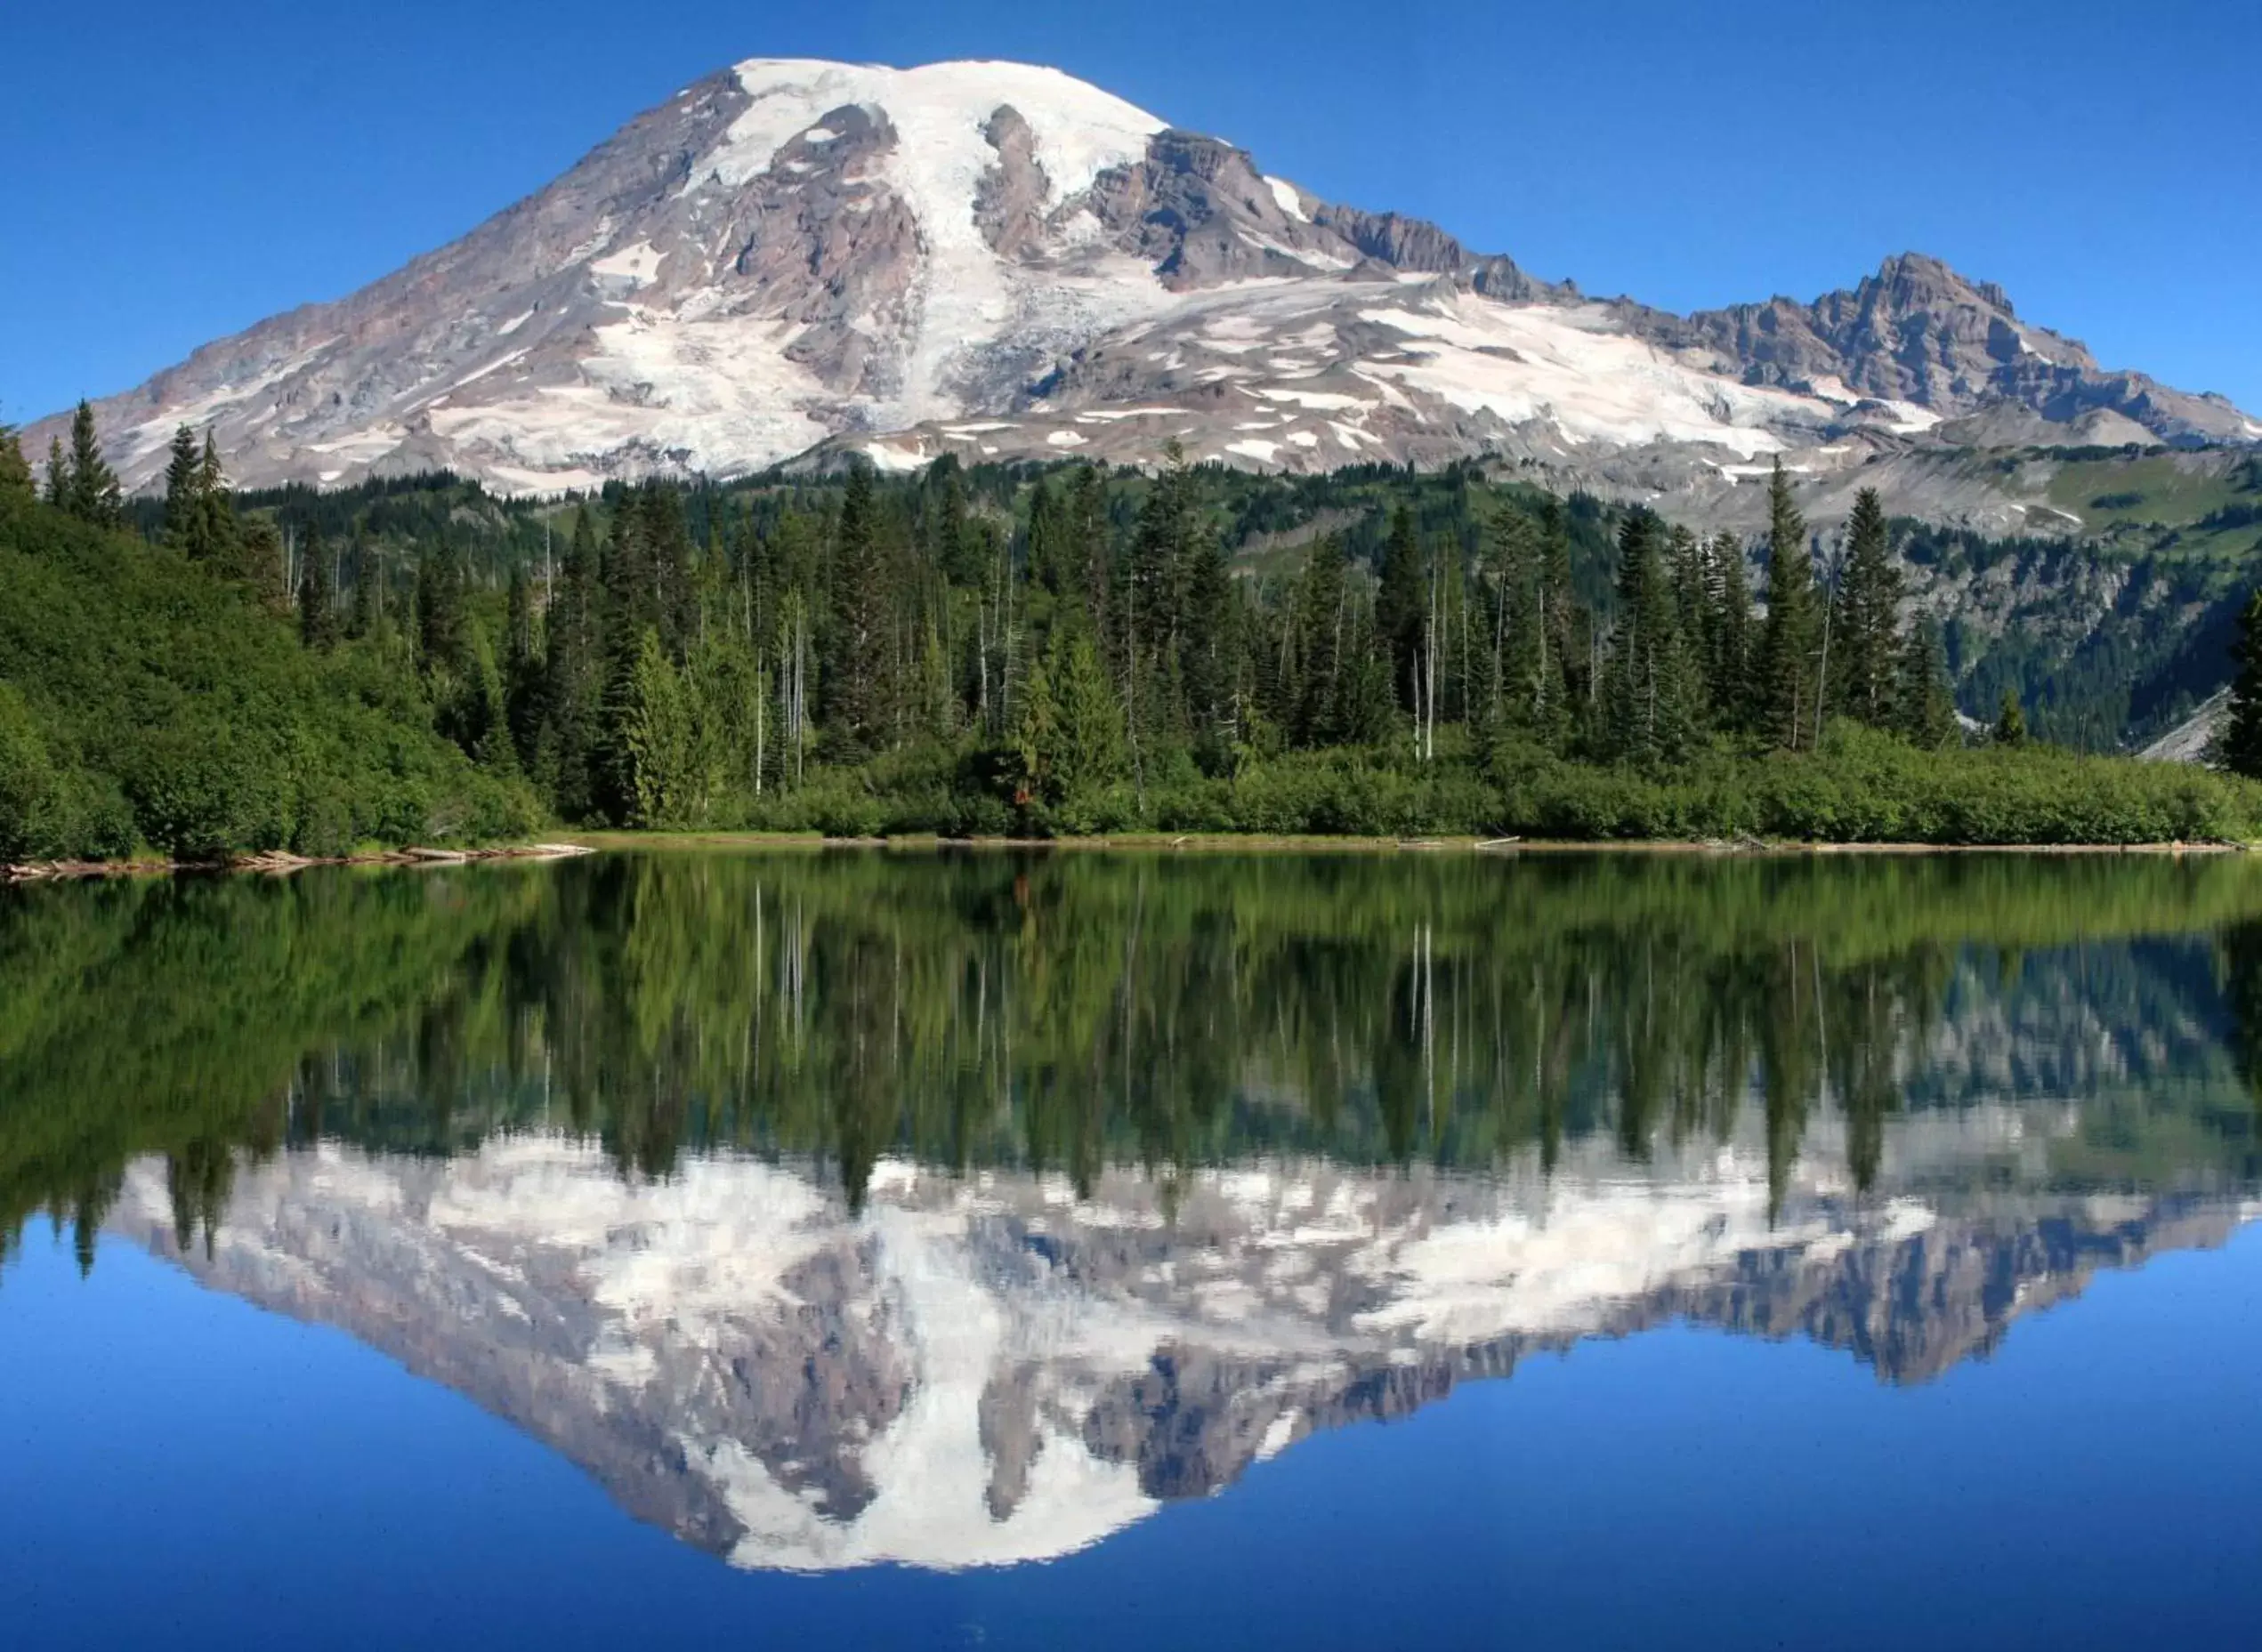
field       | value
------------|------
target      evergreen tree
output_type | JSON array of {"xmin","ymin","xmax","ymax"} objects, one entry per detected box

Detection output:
[
  {"xmin": 1377, "ymin": 504, "xmax": 1426, "ymax": 713},
  {"xmin": 545, "ymin": 505, "xmax": 605, "ymax": 818},
  {"xmin": 1604, "ymin": 510, "xmax": 1694, "ymax": 765},
  {"xmin": 1707, "ymin": 530, "xmax": 1754, "ymax": 731},
  {"xmin": 1757, "ymin": 458, "xmax": 1820, "ymax": 751},
  {"xmin": 1127, "ymin": 444, "xmax": 1202, "ymax": 740},
  {"xmin": 416, "ymin": 537, "xmax": 469, "ymax": 677},
  {"xmin": 0, "ymin": 425, "xmax": 30, "ymax": 508},
  {"xmin": 1050, "ymin": 631, "xmax": 1126, "ymax": 804},
  {"xmin": 1011, "ymin": 638, "xmax": 1059, "ymax": 809},
  {"xmin": 2218, "ymin": 589, "xmax": 2262, "ymax": 779},
  {"xmin": 1025, "ymin": 475, "xmax": 1065, "ymax": 596},
  {"xmin": 1289, "ymin": 535, "xmax": 1351, "ymax": 746},
  {"xmin": 161, "ymin": 425, "xmax": 202, "ymax": 545},
  {"xmin": 1895, "ymin": 619, "xmax": 1960, "ymax": 750},
  {"xmin": 620, "ymin": 628, "xmax": 693, "ymax": 826},
  {"xmin": 925, "ymin": 455, "xmax": 982, "ymax": 589},
  {"xmin": 238, "ymin": 517, "xmax": 287, "ymax": 610},
  {"xmin": 504, "ymin": 562, "xmax": 544, "ymax": 764},
  {"xmin": 61, "ymin": 401, "xmax": 121, "ymax": 528},
  {"xmin": 1335, "ymin": 628, "xmax": 1398, "ymax": 747},
  {"xmin": 190, "ymin": 433, "xmax": 240, "ymax": 574},
  {"xmin": 1831, "ymin": 488, "xmax": 1903, "ymax": 728},
  {"xmin": 1667, "ymin": 524, "xmax": 1709, "ymax": 675},
  {"xmin": 347, "ymin": 528, "xmax": 380, "ymax": 641},
  {"xmin": 43, "ymin": 438, "xmax": 67, "ymax": 509},
  {"xmin": 1993, "ymin": 688, "xmax": 2028, "ymax": 747},
  {"xmin": 1066, "ymin": 464, "xmax": 1113, "ymax": 646},
  {"xmin": 1179, "ymin": 525, "xmax": 1240, "ymax": 762},
  {"xmin": 823, "ymin": 461, "xmax": 890, "ymax": 753},
  {"xmin": 641, "ymin": 485, "xmax": 697, "ymax": 656},
  {"xmin": 1014, "ymin": 627, "xmax": 1127, "ymax": 818},
  {"xmin": 298, "ymin": 530, "xmax": 338, "ymax": 649}
]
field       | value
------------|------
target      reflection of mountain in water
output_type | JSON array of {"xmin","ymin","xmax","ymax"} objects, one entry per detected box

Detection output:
[
  {"xmin": 108, "ymin": 1116, "xmax": 2257, "ymax": 1573},
  {"xmin": 8, "ymin": 852, "xmax": 2262, "ymax": 1568}
]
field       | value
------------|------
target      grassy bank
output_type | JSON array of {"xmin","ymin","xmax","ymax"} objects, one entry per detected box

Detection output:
[{"xmin": 683, "ymin": 722, "xmax": 2262, "ymax": 849}]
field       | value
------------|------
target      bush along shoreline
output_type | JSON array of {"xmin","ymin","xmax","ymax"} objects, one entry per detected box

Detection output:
[{"xmin": 7, "ymin": 411, "xmax": 2262, "ymax": 862}]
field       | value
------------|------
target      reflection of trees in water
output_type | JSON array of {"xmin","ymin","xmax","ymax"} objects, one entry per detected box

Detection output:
[
  {"xmin": 5, "ymin": 851, "xmax": 2262, "ymax": 1270},
  {"xmin": 2221, "ymin": 920, "xmax": 2262, "ymax": 1114}
]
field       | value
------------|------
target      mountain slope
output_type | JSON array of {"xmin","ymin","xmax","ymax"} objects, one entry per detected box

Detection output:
[{"xmin": 25, "ymin": 58, "xmax": 2259, "ymax": 496}]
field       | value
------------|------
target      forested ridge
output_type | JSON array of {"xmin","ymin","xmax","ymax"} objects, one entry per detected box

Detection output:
[{"xmin": 7, "ymin": 406, "xmax": 2262, "ymax": 857}]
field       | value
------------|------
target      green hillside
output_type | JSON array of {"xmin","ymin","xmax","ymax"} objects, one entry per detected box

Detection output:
[{"xmin": 0, "ymin": 463, "xmax": 536, "ymax": 863}]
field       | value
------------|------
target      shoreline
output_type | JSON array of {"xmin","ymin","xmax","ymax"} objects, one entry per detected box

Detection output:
[
  {"xmin": 555, "ymin": 830, "xmax": 2258, "ymax": 858},
  {"xmin": 7, "ymin": 833, "xmax": 2253, "ymax": 883},
  {"xmin": 2, "ymin": 842, "xmax": 594, "ymax": 885}
]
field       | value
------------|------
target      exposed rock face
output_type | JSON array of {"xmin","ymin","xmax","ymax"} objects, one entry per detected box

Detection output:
[
  {"xmin": 21, "ymin": 60, "xmax": 2255, "ymax": 499},
  {"xmin": 106, "ymin": 1108, "xmax": 2256, "ymax": 1574},
  {"xmin": 1636, "ymin": 252, "xmax": 2253, "ymax": 442}
]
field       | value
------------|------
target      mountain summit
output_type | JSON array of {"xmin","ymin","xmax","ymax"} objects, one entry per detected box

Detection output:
[{"xmin": 34, "ymin": 58, "xmax": 2259, "ymax": 496}]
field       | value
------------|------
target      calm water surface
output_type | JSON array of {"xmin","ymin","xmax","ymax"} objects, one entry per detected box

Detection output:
[{"xmin": 3, "ymin": 850, "xmax": 2259, "ymax": 1648}]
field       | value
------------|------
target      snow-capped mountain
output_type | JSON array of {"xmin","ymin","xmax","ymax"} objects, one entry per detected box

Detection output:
[
  {"xmin": 108, "ymin": 1114, "xmax": 2256, "ymax": 1572},
  {"xmin": 32, "ymin": 58, "xmax": 2259, "ymax": 497}
]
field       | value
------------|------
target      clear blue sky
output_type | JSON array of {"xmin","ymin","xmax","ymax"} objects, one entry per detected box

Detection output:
[{"xmin": 4, "ymin": 0, "xmax": 2257, "ymax": 425}]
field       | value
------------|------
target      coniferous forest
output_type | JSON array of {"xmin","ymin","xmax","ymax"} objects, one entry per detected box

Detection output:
[{"xmin": 6, "ymin": 407, "xmax": 2262, "ymax": 862}]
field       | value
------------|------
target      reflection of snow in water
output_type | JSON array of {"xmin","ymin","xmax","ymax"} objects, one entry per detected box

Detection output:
[{"xmin": 109, "ymin": 1112, "xmax": 2251, "ymax": 1573}]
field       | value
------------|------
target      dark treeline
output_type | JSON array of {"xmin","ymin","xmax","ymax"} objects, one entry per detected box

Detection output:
[
  {"xmin": 5, "ymin": 850, "xmax": 2261, "ymax": 1269},
  {"xmin": 10, "ymin": 411, "xmax": 2262, "ymax": 856}
]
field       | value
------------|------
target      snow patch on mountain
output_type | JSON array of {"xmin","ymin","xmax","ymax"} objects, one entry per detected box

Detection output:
[
  {"xmin": 1264, "ymin": 175, "xmax": 1308, "ymax": 221},
  {"xmin": 1356, "ymin": 294, "xmax": 1809, "ymax": 457}
]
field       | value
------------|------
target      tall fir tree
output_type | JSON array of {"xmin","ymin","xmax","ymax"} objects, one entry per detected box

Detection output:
[
  {"xmin": 298, "ymin": 529, "xmax": 338, "ymax": 649},
  {"xmin": 1062, "ymin": 465, "xmax": 1112, "ymax": 655},
  {"xmin": 238, "ymin": 518, "xmax": 287, "ymax": 610},
  {"xmin": 42, "ymin": 438, "xmax": 68, "ymax": 509},
  {"xmin": 188, "ymin": 435, "xmax": 246, "ymax": 576},
  {"xmin": 618, "ymin": 628, "xmax": 693, "ymax": 826},
  {"xmin": 1757, "ymin": 457, "xmax": 1820, "ymax": 751},
  {"xmin": 641, "ymin": 485, "xmax": 698, "ymax": 656},
  {"xmin": 545, "ymin": 504, "xmax": 605, "ymax": 818},
  {"xmin": 1024, "ymin": 475, "xmax": 1065, "ymax": 596},
  {"xmin": 1289, "ymin": 535, "xmax": 1351, "ymax": 746},
  {"xmin": 2215, "ymin": 589, "xmax": 2262, "ymax": 779},
  {"xmin": 1993, "ymin": 688, "xmax": 2028, "ymax": 747},
  {"xmin": 0, "ymin": 424, "xmax": 30, "ymax": 507},
  {"xmin": 1707, "ymin": 530, "xmax": 1754, "ymax": 731},
  {"xmin": 61, "ymin": 401, "xmax": 121, "ymax": 528},
  {"xmin": 1830, "ymin": 488, "xmax": 1903, "ymax": 728},
  {"xmin": 347, "ymin": 528, "xmax": 381, "ymax": 641},
  {"xmin": 1123, "ymin": 443, "xmax": 1204, "ymax": 751},
  {"xmin": 416, "ymin": 536, "xmax": 469, "ymax": 677},
  {"xmin": 823, "ymin": 461, "xmax": 891, "ymax": 753},
  {"xmin": 1666, "ymin": 523, "xmax": 1710, "ymax": 696},
  {"xmin": 1895, "ymin": 619, "xmax": 1961, "ymax": 750},
  {"xmin": 1179, "ymin": 523, "xmax": 1240, "ymax": 762},
  {"xmin": 1604, "ymin": 510, "xmax": 1695, "ymax": 765},
  {"xmin": 504, "ymin": 562, "xmax": 545, "ymax": 766},
  {"xmin": 1377, "ymin": 504, "xmax": 1426, "ymax": 713},
  {"xmin": 161, "ymin": 425, "xmax": 202, "ymax": 545}
]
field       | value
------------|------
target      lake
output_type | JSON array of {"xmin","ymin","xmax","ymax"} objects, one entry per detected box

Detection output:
[{"xmin": 3, "ymin": 848, "xmax": 2259, "ymax": 1648}]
